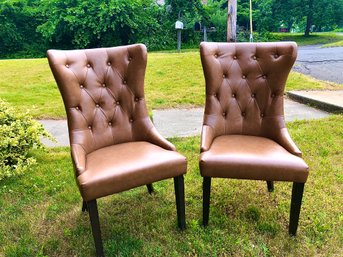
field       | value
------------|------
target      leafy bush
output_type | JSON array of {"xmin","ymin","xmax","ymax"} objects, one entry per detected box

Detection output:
[{"xmin": 0, "ymin": 99, "xmax": 52, "ymax": 181}]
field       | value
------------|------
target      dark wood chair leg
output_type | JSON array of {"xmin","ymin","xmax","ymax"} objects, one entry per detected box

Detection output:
[
  {"xmin": 146, "ymin": 184, "xmax": 154, "ymax": 194},
  {"xmin": 82, "ymin": 200, "xmax": 88, "ymax": 212},
  {"xmin": 87, "ymin": 200, "xmax": 105, "ymax": 257},
  {"xmin": 267, "ymin": 181, "xmax": 274, "ymax": 192},
  {"xmin": 203, "ymin": 176, "xmax": 211, "ymax": 226},
  {"xmin": 289, "ymin": 182, "xmax": 305, "ymax": 236},
  {"xmin": 174, "ymin": 175, "xmax": 186, "ymax": 230}
]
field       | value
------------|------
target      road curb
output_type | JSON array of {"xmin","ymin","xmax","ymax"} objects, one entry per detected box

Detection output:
[{"xmin": 287, "ymin": 91, "xmax": 343, "ymax": 113}]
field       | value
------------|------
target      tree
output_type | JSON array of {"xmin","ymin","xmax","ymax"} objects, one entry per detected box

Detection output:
[{"xmin": 37, "ymin": 0, "xmax": 162, "ymax": 49}]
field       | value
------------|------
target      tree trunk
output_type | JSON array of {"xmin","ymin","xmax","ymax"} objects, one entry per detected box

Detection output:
[
  {"xmin": 227, "ymin": 0, "xmax": 237, "ymax": 42},
  {"xmin": 305, "ymin": 0, "xmax": 314, "ymax": 36}
]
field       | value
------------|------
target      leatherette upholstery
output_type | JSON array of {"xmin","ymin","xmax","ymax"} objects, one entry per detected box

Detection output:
[
  {"xmin": 199, "ymin": 42, "xmax": 309, "ymax": 183},
  {"xmin": 48, "ymin": 44, "xmax": 187, "ymax": 201}
]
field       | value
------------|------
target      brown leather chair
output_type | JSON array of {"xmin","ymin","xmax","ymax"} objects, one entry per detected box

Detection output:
[
  {"xmin": 47, "ymin": 44, "xmax": 187, "ymax": 256},
  {"xmin": 199, "ymin": 42, "xmax": 309, "ymax": 235}
]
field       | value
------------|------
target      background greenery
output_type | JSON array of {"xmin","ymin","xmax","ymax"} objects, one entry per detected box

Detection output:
[{"xmin": 1, "ymin": 0, "xmax": 342, "ymax": 58}]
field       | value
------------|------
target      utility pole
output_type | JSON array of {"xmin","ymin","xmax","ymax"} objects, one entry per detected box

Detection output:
[{"xmin": 227, "ymin": 0, "xmax": 237, "ymax": 42}]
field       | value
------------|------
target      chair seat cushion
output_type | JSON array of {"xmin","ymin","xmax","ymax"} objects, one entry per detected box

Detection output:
[
  {"xmin": 200, "ymin": 135, "xmax": 309, "ymax": 183},
  {"xmin": 77, "ymin": 141, "xmax": 187, "ymax": 201}
]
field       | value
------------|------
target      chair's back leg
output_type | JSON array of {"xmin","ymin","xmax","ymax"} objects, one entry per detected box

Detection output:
[
  {"xmin": 203, "ymin": 176, "xmax": 211, "ymax": 226},
  {"xmin": 289, "ymin": 182, "xmax": 305, "ymax": 236},
  {"xmin": 146, "ymin": 184, "xmax": 154, "ymax": 194},
  {"xmin": 82, "ymin": 200, "xmax": 88, "ymax": 212},
  {"xmin": 267, "ymin": 181, "xmax": 274, "ymax": 192},
  {"xmin": 87, "ymin": 200, "xmax": 105, "ymax": 256},
  {"xmin": 174, "ymin": 175, "xmax": 186, "ymax": 230}
]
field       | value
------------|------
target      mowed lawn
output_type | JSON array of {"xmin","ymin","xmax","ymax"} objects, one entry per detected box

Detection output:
[
  {"xmin": 0, "ymin": 51, "xmax": 342, "ymax": 119},
  {"xmin": 0, "ymin": 115, "xmax": 342, "ymax": 256}
]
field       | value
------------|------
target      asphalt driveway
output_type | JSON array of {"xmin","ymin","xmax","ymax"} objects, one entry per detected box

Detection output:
[{"xmin": 294, "ymin": 45, "xmax": 343, "ymax": 84}]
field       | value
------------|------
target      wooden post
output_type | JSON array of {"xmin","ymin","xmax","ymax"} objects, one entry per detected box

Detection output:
[{"xmin": 227, "ymin": 0, "xmax": 237, "ymax": 42}]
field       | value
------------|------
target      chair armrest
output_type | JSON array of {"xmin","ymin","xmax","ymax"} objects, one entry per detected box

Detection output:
[
  {"xmin": 278, "ymin": 128, "xmax": 302, "ymax": 157},
  {"xmin": 201, "ymin": 125, "xmax": 215, "ymax": 152},
  {"xmin": 146, "ymin": 126, "xmax": 176, "ymax": 151},
  {"xmin": 71, "ymin": 144, "xmax": 86, "ymax": 175}
]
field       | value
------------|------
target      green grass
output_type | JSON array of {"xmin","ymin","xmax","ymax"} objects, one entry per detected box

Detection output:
[
  {"xmin": 322, "ymin": 40, "xmax": 343, "ymax": 48},
  {"xmin": 1, "ymin": 53, "xmax": 342, "ymax": 119},
  {"xmin": 273, "ymin": 32, "xmax": 343, "ymax": 46},
  {"xmin": 1, "ymin": 115, "xmax": 342, "ymax": 256}
]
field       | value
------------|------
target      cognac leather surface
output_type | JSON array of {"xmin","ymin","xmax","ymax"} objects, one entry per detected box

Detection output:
[
  {"xmin": 48, "ymin": 44, "xmax": 187, "ymax": 201},
  {"xmin": 200, "ymin": 135, "xmax": 308, "ymax": 182},
  {"xmin": 79, "ymin": 141, "xmax": 186, "ymax": 201},
  {"xmin": 199, "ymin": 42, "xmax": 309, "ymax": 182}
]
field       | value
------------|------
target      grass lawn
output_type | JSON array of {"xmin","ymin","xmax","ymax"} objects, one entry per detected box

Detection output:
[
  {"xmin": 273, "ymin": 32, "xmax": 343, "ymax": 46},
  {"xmin": 322, "ymin": 40, "xmax": 343, "ymax": 48},
  {"xmin": 0, "ymin": 115, "xmax": 342, "ymax": 256},
  {"xmin": 0, "ymin": 53, "xmax": 342, "ymax": 119}
]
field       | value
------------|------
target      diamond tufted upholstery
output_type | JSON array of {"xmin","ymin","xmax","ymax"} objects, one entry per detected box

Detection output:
[
  {"xmin": 199, "ymin": 42, "xmax": 309, "ymax": 236},
  {"xmin": 47, "ymin": 44, "xmax": 187, "ymax": 256}
]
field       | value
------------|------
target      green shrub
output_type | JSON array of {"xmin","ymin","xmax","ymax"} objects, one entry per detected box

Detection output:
[{"xmin": 0, "ymin": 99, "xmax": 52, "ymax": 181}]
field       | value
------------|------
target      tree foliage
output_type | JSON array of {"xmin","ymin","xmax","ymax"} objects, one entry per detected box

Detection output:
[{"xmin": 0, "ymin": 0, "xmax": 342, "ymax": 58}]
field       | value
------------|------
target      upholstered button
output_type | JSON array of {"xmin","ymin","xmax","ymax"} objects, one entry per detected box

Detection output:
[
  {"xmin": 262, "ymin": 75, "xmax": 267, "ymax": 79},
  {"xmin": 233, "ymin": 55, "xmax": 237, "ymax": 59},
  {"xmin": 87, "ymin": 64, "xmax": 91, "ymax": 68},
  {"xmin": 251, "ymin": 93, "xmax": 256, "ymax": 98},
  {"xmin": 241, "ymin": 112, "xmax": 246, "ymax": 117},
  {"xmin": 80, "ymin": 85, "xmax": 84, "ymax": 88},
  {"xmin": 65, "ymin": 64, "xmax": 70, "ymax": 68},
  {"xmin": 242, "ymin": 75, "xmax": 246, "ymax": 79},
  {"xmin": 261, "ymin": 113, "xmax": 265, "ymax": 118},
  {"xmin": 232, "ymin": 93, "xmax": 236, "ymax": 98},
  {"xmin": 107, "ymin": 62, "xmax": 111, "ymax": 66},
  {"xmin": 253, "ymin": 56, "xmax": 257, "ymax": 60}
]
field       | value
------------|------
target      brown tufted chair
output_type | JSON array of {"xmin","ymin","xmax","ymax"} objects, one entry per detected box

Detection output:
[
  {"xmin": 47, "ymin": 44, "xmax": 187, "ymax": 256},
  {"xmin": 199, "ymin": 42, "xmax": 309, "ymax": 235}
]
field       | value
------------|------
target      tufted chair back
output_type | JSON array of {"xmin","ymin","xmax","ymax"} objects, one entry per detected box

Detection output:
[
  {"xmin": 200, "ymin": 42, "xmax": 297, "ymax": 145},
  {"xmin": 48, "ymin": 44, "xmax": 153, "ymax": 155}
]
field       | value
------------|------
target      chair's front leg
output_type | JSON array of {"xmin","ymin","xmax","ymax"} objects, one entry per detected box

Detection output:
[
  {"xmin": 87, "ymin": 199, "xmax": 105, "ymax": 257},
  {"xmin": 174, "ymin": 175, "xmax": 186, "ymax": 230},
  {"xmin": 289, "ymin": 182, "xmax": 305, "ymax": 236},
  {"xmin": 203, "ymin": 176, "xmax": 211, "ymax": 226}
]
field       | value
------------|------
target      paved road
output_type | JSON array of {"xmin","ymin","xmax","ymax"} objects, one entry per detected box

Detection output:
[{"xmin": 294, "ymin": 46, "xmax": 343, "ymax": 84}]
